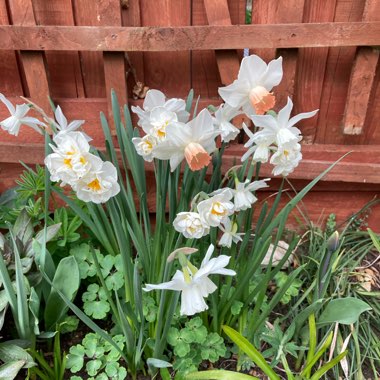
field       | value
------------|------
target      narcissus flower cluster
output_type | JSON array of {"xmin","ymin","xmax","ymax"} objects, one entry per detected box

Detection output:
[
  {"xmin": 44, "ymin": 108, "xmax": 120, "ymax": 204},
  {"xmin": 173, "ymin": 179, "xmax": 269, "ymax": 247}
]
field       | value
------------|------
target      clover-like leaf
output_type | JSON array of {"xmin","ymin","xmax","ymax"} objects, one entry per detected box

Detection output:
[
  {"xmin": 86, "ymin": 359, "xmax": 102, "ymax": 377},
  {"xmin": 100, "ymin": 255, "xmax": 115, "ymax": 278},
  {"xmin": 143, "ymin": 295, "xmax": 158, "ymax": 323},
  {"xmin": 231, "ymin": 301, "xmax": 244, "ymax": 316},
  {"xmin": 184, "ymin": 317, "xmax": 207, "ymax": 344},
  {"xmin": 83, "ymin": 284, "xmax": 110, "ymax": 319},
  {"xmin": 105, "ymin": 271, "xmax": 124, "ymax": 291},
  {"xmin": 66, "ymin": 345, "xmax": 85, "ymax": 373}
]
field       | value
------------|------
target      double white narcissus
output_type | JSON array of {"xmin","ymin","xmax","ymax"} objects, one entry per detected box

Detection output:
[
  {"xmin": 233, "ymin": 179, "xmax": 270, "ymax": 211},
  {"xmin": 218, "ymin": 55, "xmax": 283, "ymax": 116},
  {"xmin": 0, "ymin": 94, "xmax": 45, "ymax": 136},
  {"xmin": 132, "ymin": 134, "xmax": 157, "ymax": 162},
  {"xmin": 45, "ymin": 132, "xmax": 100, "ymax": 185},
  {"xmin": 197, "ymin": 189, "xmax": 235, "ymax": 227},
  {"xmin": 153, "ymin": 109, "xmax": 218, "ymax": 172},
  {"xmin": 218, "ymin": 218, "xmax": 243, "ymax": 248},
  {"xmin": 213, "ymin": 103, "xmax": 242, "ymax": 143},
  {"xmin": 75, "ymin": 161, "xmax": 120, "ymax": 204},
  {"xmin": 143, "ymin": 245, "xmax": 236, "ymax": 316},
  {"xmin": 131, "ymin": 89, "xmax": 189, "ymax": 129},
  {"xmin": 173, "ymin": 212, "xmax": 210, "ymax": 239}
]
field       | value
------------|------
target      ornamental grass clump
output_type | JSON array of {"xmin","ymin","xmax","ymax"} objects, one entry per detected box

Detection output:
[{"xmin": 0, "ymin": 54, "xmax": 359, "ymax": 379}]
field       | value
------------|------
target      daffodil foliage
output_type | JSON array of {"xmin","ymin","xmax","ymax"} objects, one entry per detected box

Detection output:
[{"xmin": 0, "ymin": 54, "xmax": 333, "ymax": 379}]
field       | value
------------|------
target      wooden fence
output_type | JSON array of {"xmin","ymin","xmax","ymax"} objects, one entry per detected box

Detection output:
[{"xmin": 0, "ymin": 0, "xmax": 379, "ymax": 228}]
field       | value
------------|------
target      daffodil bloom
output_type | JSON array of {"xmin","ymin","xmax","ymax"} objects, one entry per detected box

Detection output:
[
  {"xmin": 143, "ymin": 244, "xmax": 236, "ymax": 316},
  {"xmin": 213, "ymin": 103, "xmax": 242, "ymax": 143},
  {"xmin": 75, "ymin": 161, "xmax": 120, "ymax": 204},
  {"xmin": 197, "ymin": 189, "xmax": 235, "ymax": 227},
  {"xmin": 233, "ymin": 179, "xmax": 270, "ymax": 211},
  {"xmin": 270, "ymin": 142, "xmax": 302, "ymax": 177},
  {"xmin": 249, "ymin": 97, "xmax": 318, "ymax": 148},
  {"xmin": 218, "ymin": 218, "xmax": 243, "ymax": 248},
  {"xmin": 0, "ymin": 93, "xmax": 45, "ymax": 136},
  {"xmin": 153, "ymin": 109, "xmax": 218, "ymax": 172},
  {"xmin": 54, "ymin": 106, "xmax": 91, "ymax": 141},
  {"xmin": 132, "ymin": 134, "xmax": 157, "ymax": 162},
  {"xmin": 131, "ymin": 89, "xmax": 189, "ymax": 128},
  {"xmin": 173, "ymin": 212, "xmax": 210, "ymax": 239},
  {"xmin": 45, "ymin": 132, "xmax": 99, "ymax": 185},
  {"xmin": 241, "ymin": 122, "xmax": 273, "ymax": 163},
  {"xmin": 139, "ymin": 107, "xmax": 178, "ymax": 141},
  {"xmin": 218, "ymin": 55, "xmax": 283, "ymax": 116}
]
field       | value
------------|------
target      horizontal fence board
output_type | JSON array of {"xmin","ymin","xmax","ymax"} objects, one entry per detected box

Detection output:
[
  {"xmin": 0, "ymin": 22, "xmax": 380, "ymax": 51},
  {"xmin": 1, "ymin": 141, "xmax": 380, "ymax": 184}
]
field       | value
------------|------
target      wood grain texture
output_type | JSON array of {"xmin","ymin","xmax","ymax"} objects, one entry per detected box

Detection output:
[
  {"xmin": 0, "ymin": 22, "xmax": 379, "ymax": 51},
  {"xmin": 139, "ymin": 0, "xmax": 191, "ymax": 97},
  {"xmin": 0, "ymin": 0, "xmax": 24, "ymax": 96},
  {"xmin": 293, "ymin": 0, "xmax": 337, "ymax": 144},
  {"xmin": 343, "ymin": 0, "xmax": 380, "ymax": 135},
  {"xmin": 7, "ymin": 0, "xmax": 51, "ymax": 112},
  {"xmin": 32, "ymin": 0, "xmax": 85, "ymax": 98},
  {"xmin": 315, "ymin": 0, "xmax": 366, "ymax": 144},
  {"xmin": 203, "ymin": 0, "xmax": 241, "ymax": 85}
]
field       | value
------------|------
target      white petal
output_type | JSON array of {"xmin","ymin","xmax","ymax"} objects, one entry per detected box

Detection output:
[
  {"xmin": 201, "ymin": 244, "xmax": 215, "ymax": 267},
  {"xmin": 287, "ymin": 109, "xmax": 319, "ymax": 129},
  {"xmin": 239, "ymin": 55, "xmax": 268, "ymax": 86},
  {"xmin": 218, "ymin": 80, "xmax": 250, "ymax": 108},
  {"xmin": 277, "ymin": 97, "xmax": 293, "ymax": 128},
  {"xmin": 188, "ymin": 108, "xmax": 214, "ymax": 141},
  {"xmin": 0, "ymin": 93, "xmax": 15, "ymax": 114},
  {"xmin": 143, "ymin": 89, "xmax": 166, "ymax": 110},
  {"xmin": 261, "ymin": 56, "xmax": 283, "ymax": 90},
  {"xmin": 250, "ymin": 114, "xmax": 279, "ymax": 130},
  {"xmin": 55, "ymin": 106, "xmax": 67, "ymax": 129}
]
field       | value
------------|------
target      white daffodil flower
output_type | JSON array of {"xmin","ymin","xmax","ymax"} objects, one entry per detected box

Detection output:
[
  {"xmin": 0, "ymin": 93, "xmax": 45, "ymax": 136},
  {"xmin": 45, "ymin": 132, "xmax": 99, "ymax": 185},
  {"xmin": 270, "ymin": 142, "xmax": 302, "ymax": 177},
  {"xmin": 75, "ymin": 161, "xmax": 120, "ymax": 204},
  {"xmin": 233, "ymin": 179, "xmax": 270, "ymax": 211},
  {"xmin": 131, "ymin": 89, "xmax": 189, "ymax": 128},
  {"xmin": 54, "ymin": 106, "xmax": 91, "ymax": 141},
  {"xmin": 140, "ymin": 107, "xmax": 178, "ymax": 141},
  {"xmin": 153, "ymin": 109, "xmax": 218, "ymax": 172},
  {"xmin": 143, "ymin": 244, "xmax": 236, "ymax": 316},
  {"xmin": 218, "ymin": 55, "xmax": 283, "ymax": 116},
  {"xmin": 213, "ymin": 103, "xmax": 242, "ymax": 143},
  {"xmin": 241, "ymin": 122, "xmax": 273, "ymax": 163},
  {"xmin": 173, "ymin": 212, "xmax": 210, "ymax": 239},
  {"xmin": 132, "ymin": 134, "xmax": 157, "ymax": 162},
  {"xmin": 197, "ymin": 188, "xmax": 235, "ymax": 227},
  {"xmin": 218, "ymin": 218, "xmax": 243, "ymax": 248},
  {"xmin": 250, "ymin": 97, "xmax": 318, "ymax": 147}
]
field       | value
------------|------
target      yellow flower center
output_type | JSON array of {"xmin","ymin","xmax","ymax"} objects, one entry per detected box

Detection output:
[
  {"xmin": 63, "ymin": 158, "xmax": 72, "ymax": 168},
  {"xmin": 79, "ymin": 156, "xmax": 86, "ymax": 165},
  {"xmin": 283, "ymin": 150, "xmax": 289, "ymax": 157},
  {"xmin": 211, "ymin": 201, "xmax": 226, "ymax": 216},
  {"xmin": 88, "ymin": 178, "xmax": 101, "ymax": 192}
]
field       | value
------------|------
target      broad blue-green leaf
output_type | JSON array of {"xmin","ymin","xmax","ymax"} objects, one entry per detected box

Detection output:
[
  {"xmin": 318, "ymin": 297, "xmax": 372, "ymax": 325},
  {"xmin": 0, "ymin": 343, "xmax": 35, "ymax": 368},
  {"xmin": 44, "ymin": 256, "xmax": 80, "ymax": 330},
  {"xmin": 0, "ymin": 360, "xmax": 26, "ymax": 379},
  {"xmin": 147, "ymin": 358, "xmax": 173, "ymax": 368}
]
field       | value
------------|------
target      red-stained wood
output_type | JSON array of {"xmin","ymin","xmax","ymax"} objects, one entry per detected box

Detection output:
[
  {"xmin": 32, "ymin": 0, "xmax": 85, "ymax": 98},
  {"xmin": 72, "ymin": 0, "xmax": 106, "ymax": 97},
  {"xmin": 191, "ymin": 0, "xmax": 221, "ymax": 98},
  {"xmin": 203, "ymin": 0, "xmax": 241, "ymax": 86},
  {"xmin": 139, "ymin": 0, "xmax": 191, "ymax": 97},
  {"xmin": 0, "ymin": 0, "xmax": 24, "ymax": 96},
  {"xmin": 99, "ymin": 0, "xmax": 128, "ymax": 130},
  {"xmin": 1, "ymin": 22, "xmax": 380, "ymax": 52},
  {"xmin": 7, "ymin": 0, "xmax": 51, "ymax": 113},
  {"xmin": 315, "ymin": 0, "xmax": 366, "ymax": 144},
  {"xmin": 342, "ymin": 0, "xmax": 380, "ymax": 135},
  {"xmin": 294, "ymin": 0, "xmax": 337, "ymax": 144},
  {"xmin": 1, "ymin": 139, "xmax": 380, "ymax": 184},
  {"xmin": 121, "ymin": 0, "xmax": 145, "ymax": 94}
]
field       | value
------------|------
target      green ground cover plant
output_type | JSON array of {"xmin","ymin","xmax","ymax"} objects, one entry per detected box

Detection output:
[{"xmin": 0, "ymin": 53, "xmax": 378, "ymax": 380}]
